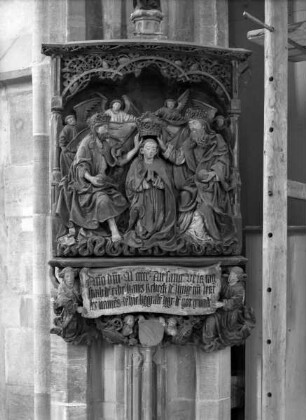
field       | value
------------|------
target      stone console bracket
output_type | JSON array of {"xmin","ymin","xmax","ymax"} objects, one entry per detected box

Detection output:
[{"xmin": 49, "ymin": 256, "xmax": 255, "ymax": 349}]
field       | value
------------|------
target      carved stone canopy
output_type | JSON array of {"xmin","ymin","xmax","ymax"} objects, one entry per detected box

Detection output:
[{"xmin": 42, "ymin": 40, "xmax": 251, "ymax": 105}]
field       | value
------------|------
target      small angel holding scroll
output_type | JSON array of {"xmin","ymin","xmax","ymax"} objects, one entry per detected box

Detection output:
[{"xmin": 51, "ymin": 267, "xmax": 86, "ymax": 335}]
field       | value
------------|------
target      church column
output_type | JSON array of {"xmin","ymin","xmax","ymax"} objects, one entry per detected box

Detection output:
[
  {"xmin": 67, "ymin": 0, "xmax": 86, "ymax": 41},
  {"xmin": 32, "ymin": 0, "xmax": 51, "ymax": 418},
  {"xmin": 193, "ymin": 2, "xmax": 232, "ymax": 419},
  {"xmin": 193, "ymin": 0, "xmax": 229, "ymax": 47},
  {"xmin": 47, "ymin": 2, "xmax": 91, "ymax": 419},
  {"xmin": 102, "ymin": 0, "xmax": 126, "ymax": 39}
]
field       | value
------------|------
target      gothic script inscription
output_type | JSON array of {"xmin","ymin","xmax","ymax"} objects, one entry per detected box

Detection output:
[{"xmin": 80, "ymin": 264, "xmax": 221, "ymax": 317}]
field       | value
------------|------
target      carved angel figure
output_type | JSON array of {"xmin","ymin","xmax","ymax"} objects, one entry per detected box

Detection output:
[
  {"xmin": 51, "ymin": 267, "xmax": 85, "ymax": 333},
  {"xmin": 155, "ymin": 90, "xmax": 189, "ymax": 124},
  {"xmin": 220, "ymin": 267, "xmax": 246, "ymax": 310},
  {"xmin": 105, "ymin": 97, "xmax": 137, "ymax": 123},
  {"xmin": 50, "ymin": 267, "xmax": 99, "ymax": 344},
  {"xmin": 201, "ymin": 267, "xmax": 255, "ymax": 351},
  {"xmin": 217, "ymin": 267, "xmax": 255, "ymax": 345}
]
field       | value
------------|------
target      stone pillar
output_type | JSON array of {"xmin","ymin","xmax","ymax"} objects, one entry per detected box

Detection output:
[
  {"xmin": 230, "ymin": 60, "xmax": 243, "ymax": 252},
  {"xmin": 67, "ymin": 0, "xmax": 86, "ymax": 41},
  {"xmin": 103, "ymin": 0, "xmax": 126, "ymax": 39},
  {"xmin": 193, "ymin": 0, "xmax": 229, "ymax": 47},
  {"xmin": 32, "ymin": 0, "xmax": 51, "ymax": 418},
  {"xmin": 88, "ymin": 344, "xmax": 231, "ymax": 420},
  {"xmin": 195, "ymin": 348, "xmax": 231, "ymax": 419},
  {"xmin": 50, "ymin": 336, "xmax": 88, "ymax": 418},
  {"xmin": 167, "ymin": 0, "xmax": 194, "ymax": 42},
  {"xmin": 47, "ymin": 2, "xmax": 91, "ymax": 419},
  {"xmin": 166, "ymin": 0, "xmax": 229, "ymax": 45}
]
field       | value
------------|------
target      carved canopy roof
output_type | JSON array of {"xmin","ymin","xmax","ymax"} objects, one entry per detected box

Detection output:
[{"xmin": 42, "ymin": 40, "xmax": 251, "ymax": 104}]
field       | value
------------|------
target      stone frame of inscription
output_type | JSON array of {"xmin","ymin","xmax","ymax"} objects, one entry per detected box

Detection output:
[
  {"xmin": 43, "ymin": 40, "xmax": 251, "ymax": 258},
  {"xmin": 49, "ymin": 261, "xmax": 255, "ymax": 349},
  {"xmin": 49, "ymin": 261, "xmax": 255, "ymax": 348}
]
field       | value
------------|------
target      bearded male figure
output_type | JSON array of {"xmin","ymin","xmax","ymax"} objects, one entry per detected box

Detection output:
[
  {"xmin": 59, "ymin": 114, "xmax": 87, "ymax": 177},
  {"xmin": 56, "ymin": 113, "xmax": 141, "ymax": 243},
  {"xmin": 158, "ymin": 109, "xmax": 236, "ymax": 246}
]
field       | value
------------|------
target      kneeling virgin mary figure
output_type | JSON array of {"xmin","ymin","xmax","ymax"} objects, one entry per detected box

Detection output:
[{"xmin": 125, "ymin": 136, "xmax": 177, "ymax": 251}]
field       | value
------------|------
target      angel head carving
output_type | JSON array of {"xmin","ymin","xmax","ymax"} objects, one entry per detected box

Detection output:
[
  {"xmin": 228, "ymin": 266, "xmax": 246, "ymax": 286},
  {"xmin": 109, "ymin": 99, "xmax": 124, "ymax": 111},
  {"xmin": 105, "ymin": 95, "xmax": 139, "ymax": 123},
  {"xmin": 164, "ymin": 98, "xmax": 177, "ymax": 109},
  {"xmin": 155, "ymin": 90, "xmax": 190, "ymax": 123},
  {"xmin": 58, "ymin": 266, "xmax": 79, "ymax": 288}
]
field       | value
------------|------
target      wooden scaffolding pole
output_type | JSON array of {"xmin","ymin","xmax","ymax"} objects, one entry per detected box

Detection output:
[
  {"xmin": 32, "ymin": 0, "xmax": 51, "ymax": 418},
  {"xmin": 262, "ymin": 1, "xmax": 288, "ymax": 420}
]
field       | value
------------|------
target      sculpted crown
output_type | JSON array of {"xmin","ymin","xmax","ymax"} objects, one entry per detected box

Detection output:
[
  {"xmin": 185, "ymin": 103, "xmax": 217, "ymax": 122},
  {"xmin": 87, "ymin": 112, "xmax": 111, "ymax": 130},
  {"xmin": 136, "ymin": 112, "xmax": 162, "ymax": 137}
]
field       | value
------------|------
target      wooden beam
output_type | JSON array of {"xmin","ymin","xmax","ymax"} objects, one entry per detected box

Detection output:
[
  {"xmin": 288, "ymin": 180, "xmax": 306, "ymax": 200},
  {"xmin": 262, "ymin": 1, "xmax": 288, "ymax": 420},
  {"xmin": 247, "ymin": 20, "xmax": 306, "ymax": 62}
]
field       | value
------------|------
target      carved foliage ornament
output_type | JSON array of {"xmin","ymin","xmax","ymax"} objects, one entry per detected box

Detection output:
[
  {"xmin": 61, "ymin": 53, "xmax": 231, "ymax": 102},
  {"xmin": 42, "ymin": 42, "xmax": 251, "ymax": 103}
]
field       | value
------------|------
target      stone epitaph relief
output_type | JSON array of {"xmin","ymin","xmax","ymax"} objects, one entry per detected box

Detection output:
[
  {"xmin": 45, "ymin": 41, "xmax": 254, "ymax": 349},
  {"xmin": 50, "ymin": 265, "xmax": 255, "ymax": 349}
]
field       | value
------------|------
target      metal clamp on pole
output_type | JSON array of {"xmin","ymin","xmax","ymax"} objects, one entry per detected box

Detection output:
[{"xmin": 243, "ymin": 11, "xmax": 275, "ymax": 32}]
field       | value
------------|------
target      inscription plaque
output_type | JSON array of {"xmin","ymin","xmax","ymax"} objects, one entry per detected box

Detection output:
[{"xmin": 80, "ymin": 264, "xmax": 222, "ymax": 317}]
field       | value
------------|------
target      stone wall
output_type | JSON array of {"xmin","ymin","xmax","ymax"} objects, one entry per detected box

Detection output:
[
  {"xmin": 0, "ymin": 0, "xmax": 34, "ymax": 417},
  {"xmin": 0, "ymin": 70, "xmax": 34, "ymax": 420}
]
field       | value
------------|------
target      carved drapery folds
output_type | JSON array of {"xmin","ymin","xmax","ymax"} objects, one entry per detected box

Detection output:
[{"xmin": 44, "ymin": 41, "xmax": 250, "ymax": 258}]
